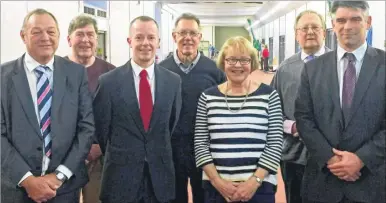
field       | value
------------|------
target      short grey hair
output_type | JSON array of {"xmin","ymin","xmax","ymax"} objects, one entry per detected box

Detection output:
[
  {"xmin": 21, "ymin": 8, "xmax": 59, "ymax": 31},
  {"xmin": 331, "ymin": 1, "xmax": 370, "ymax": 18},
  {"xmin": 174, "ymin": 13, "xmax": 201, "ymax": 30},
  {"xmin": 294, "ymin": 10, "xmax": 326, "ymax": 30}
]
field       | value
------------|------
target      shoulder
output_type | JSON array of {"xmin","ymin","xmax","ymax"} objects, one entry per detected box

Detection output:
[
  {"xmin": 56, "ymin": 56, "xmax": 85, "ymax": 72},
  {"xmin": 95, "ymin": 57, "xmax": 116, "ymax": 70},
  {"xmin": 198, "ymin": 55, "xmax": 217, "ymax": 68},
  {"xmin": 158, "ymin": 56, "xmax": 175, "ymax": 68},
  {"xmin": 157, "ymin": 64, "xmax": 181, "ymax": 82},
  {"xmin": 1, "ymin": 58, "xmax": 19, "ymax": 76},
  {"xmin": 276, "ymin": 53, "xmax": 301, "ymax": 73}
]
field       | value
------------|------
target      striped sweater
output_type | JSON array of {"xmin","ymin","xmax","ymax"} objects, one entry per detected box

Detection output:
[{"xmin": 194, "ymin": 84, "xmax": 283, "ymax": 185}]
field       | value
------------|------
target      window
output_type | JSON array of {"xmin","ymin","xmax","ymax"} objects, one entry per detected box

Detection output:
[
  {"xmin": 97, "ymin": 10, "xmax": 107, "ymax": 18},
  {"xmin": 84, "ymin": 6, "xmax": 95, "ymax": 15}
]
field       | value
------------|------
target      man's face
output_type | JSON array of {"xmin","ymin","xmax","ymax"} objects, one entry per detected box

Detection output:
[
  {"xmin": 332, "ymin": 7, "xmax": 371, "ymax": 51},
  {"xmin": 295, "ymin": 13, "xmax": 325, "ymax": 53},
  {"xmin": 67, "ymin": 24, "xmax": 98, "ymax": 59},
  {"xmin": 172, "ymin": 19, "xmax": 202, "ymax": 57},
  {"xmin": 128, "ymin": 20, "xmax": 160, "ymax": 65},
  {"xmin": 20, "ymin": 13, "xmax": 59, "ymax": 62}
]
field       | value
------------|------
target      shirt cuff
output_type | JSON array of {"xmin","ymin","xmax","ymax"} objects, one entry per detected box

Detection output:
[
  {"xmin": 283, "ymin": 120, "xmax": 296, "ymax": 134},
  {"xmin": 18, "ymin": 171, "xmax": 33, "ymax": 186},
  {"xmin": 56, "ymin": 165, "xmax": 73, "ymax": 179}
]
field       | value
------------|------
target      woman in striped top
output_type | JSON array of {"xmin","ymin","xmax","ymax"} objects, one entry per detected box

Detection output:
[{"xmin": 194, "ymin": 36, "xmax": 283, "ymax": 203}]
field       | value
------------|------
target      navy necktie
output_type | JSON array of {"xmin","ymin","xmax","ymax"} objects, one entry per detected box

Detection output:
[{"xmin": 304, "ymin": 55, "xmax": 315, "ymax": 63}]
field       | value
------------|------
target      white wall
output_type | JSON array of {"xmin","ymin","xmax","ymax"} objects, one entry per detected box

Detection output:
[
  {"xmin": 368, "ymin": 1, "xmax": 385, "ymax": 50},
  {"xmin": 109, "ymin": 1, "xmax": 130, "ymax": 67},
  {"xmin": 201, "ymin": 26, "xmax": 215, "ymax": 46},
  {"xmin": 285, "ymin": 10, "xmax": 296, "ymax": 59},
  {"xmin": 273, "ymin": 19, "xmax": 280, "ymax": 64}
]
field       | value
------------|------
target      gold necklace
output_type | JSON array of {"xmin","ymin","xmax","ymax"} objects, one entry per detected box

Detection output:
[{"xmin": 224, "ymin": 80, "xmax": 251, "ymax": 113}]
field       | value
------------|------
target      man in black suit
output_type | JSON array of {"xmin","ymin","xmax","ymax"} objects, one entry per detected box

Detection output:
[
  {"xmin": 93, "ymin": 16, "xmax": 182, "ymax": 203},
  {"xmin": 295, "ymin": 1, "xmax": 385, "ymax": 203},
  {"xmin": 1, "ymin": 9, "xmax": 95, "ymax": 203}
]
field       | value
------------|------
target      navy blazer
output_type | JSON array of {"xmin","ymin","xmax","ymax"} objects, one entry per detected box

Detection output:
[{"xmin": 93, "ymin": 60, "xmax": 182, "ymax": 203}]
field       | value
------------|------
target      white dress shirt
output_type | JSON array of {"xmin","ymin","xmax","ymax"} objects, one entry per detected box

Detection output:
[
  {"xmin": 337, "ymin": 42, "xmax": 367, "ymax": 107},
  {"xmin": 131, "ymin": 59, "xmax": 155, "ymax": 104},
  {"xmin": 283, "ymin": 47, "xmax": 327, "ymax": 134},
  {"xmin": 18, "ymin": 53, "xmax": 73, "ymax": 185}
]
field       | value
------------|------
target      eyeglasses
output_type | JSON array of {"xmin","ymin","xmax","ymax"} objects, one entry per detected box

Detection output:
[
  {"xmin": 225, "ymin": 58, "xmax": 252, "ymax": 65},
  {"xmin": 296, "ymin": 26, "xmax": 322, "ymax": 33},
  {"xmin": 175, "ymin": 31, "xmax": 200, "ymax": 37}
]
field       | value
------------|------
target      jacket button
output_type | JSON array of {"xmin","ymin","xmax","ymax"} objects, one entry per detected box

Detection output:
[{"xmin": 36, "ymin": 147, "xmax": 42, "ymax": 151}]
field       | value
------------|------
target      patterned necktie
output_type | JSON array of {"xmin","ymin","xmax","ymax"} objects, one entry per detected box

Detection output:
[
  {"xmin": 342, "ymin": 53, "xmax": 356, "ymax": 123},
  {"xmin": 304, "ymin": 55, "xmax": 315, "ymax": 63},
  {"xmin": 139, "ymin": 70, "xmax": 153, "ymax": 131},
  {"xmin": 34, "ymin": 65, "xmax": 53, "ymax": 159}
]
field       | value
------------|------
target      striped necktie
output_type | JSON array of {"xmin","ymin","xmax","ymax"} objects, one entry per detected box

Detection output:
[{"xmin": 34, "ymin": 65, "xmax": 53, "ymax": 159}]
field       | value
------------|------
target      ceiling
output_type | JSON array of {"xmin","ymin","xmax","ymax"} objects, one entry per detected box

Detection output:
[{"xmin": 159, "ymin": 1, "xmax": 306, "ymax": 28}]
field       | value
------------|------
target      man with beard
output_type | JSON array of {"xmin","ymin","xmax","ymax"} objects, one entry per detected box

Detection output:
[
  {"xmin": 94, "ymin": 16, "xmax": 181, "ymax": 203},
  {"xmin": 65, "ymin": 14, "xmax": 115, "ymax": 203},
  {"xmin": 271, "ymin": 10, "xmax": 331, "ymax": 203},
  {"xmin": 159, "ymin": 13, "xmax": 226, "ymax": 203}
]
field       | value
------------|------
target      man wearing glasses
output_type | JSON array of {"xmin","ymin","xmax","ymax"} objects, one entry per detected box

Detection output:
[
  {"xmin": 159, "ymin": 13, "xmax": 226, "ymax": 203},
  {"xmin": 271, "ymin": 10, "xmax": 331, "ymax": 203}
]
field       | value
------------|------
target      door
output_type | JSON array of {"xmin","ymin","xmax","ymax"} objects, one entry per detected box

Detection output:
[{"xmin": 279, "ymin": 35, "xmax": 285, "ymax": 63}]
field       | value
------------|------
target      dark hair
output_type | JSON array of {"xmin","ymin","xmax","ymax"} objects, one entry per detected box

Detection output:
[
  {"xmin": 174, "ymin": 13, "xmax": 201, "ymax": 29},
  {"xmin": 331, "ymin": 1, "xmax": 369, "ymax": 17},
  {"xmin": 68, "ymin": 14, "xmax": 98, "ymax": 35},
  {"xmin": 21, "ymin": 8, "xmax": 59, "ymax": 31},
  {"xmin": 130, "ymin": 16, "xmax": 159, "ymax": 30}
]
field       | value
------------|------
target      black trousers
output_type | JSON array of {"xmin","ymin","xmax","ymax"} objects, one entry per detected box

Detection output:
[
  {"xmin": 263, "ymin": 58, "xmax": 269, "ymax": 71},
  {"xmin": 134, "ymin": 162, "xmax": 170, "ymax": 203},
  {"xmin": 280, "ymin": 161, "xmax": 305, "ymax": 203},
  {"xmin": 172, "ymin": 137, "xmax": 203, "ymax": 203},
  {"xmin": 302, "ymin": 196, "xmax": 365, "ymax": 203}
]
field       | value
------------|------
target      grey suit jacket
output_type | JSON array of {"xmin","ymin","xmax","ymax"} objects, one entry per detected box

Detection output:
[
  {"xmin": 1, "ymin": 55, "xmax": 95, "ymax": 202},
  {"xmin": 294, "ymin": 46, "xmax": 385, "ymax": 202},
  {"xmin": 272, "ymin": 47, "xmax": 331, "ymax": 165},
  {"xmin": 93, "ymin": 60, "xmax": 182, "ymax": 203}
]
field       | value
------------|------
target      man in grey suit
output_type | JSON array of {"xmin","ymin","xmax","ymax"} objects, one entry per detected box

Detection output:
[
  {"xmin": 271, "ymin": 10, "xmax": 331, "ymax": 203},
  {"xmin": 295, "ymin": 1, "xmax": 385, "ymax": 203},
  {"xmin": 93, "ymin": 16, "xmax": 182, "ymax": 203},
  {"xmin": 1, "ymin": 9, "xmax": 94, "ymax": 203}
]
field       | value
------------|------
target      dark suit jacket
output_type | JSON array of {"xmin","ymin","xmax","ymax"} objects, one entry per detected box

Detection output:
[
  {"xmin": 93, "ymin": 60, "xmax": 182, "ymax": 203},
  {"xmin": 1, "ymin": 55, "xmax": 95, "ymax": 202},
  {"xmin": 294, "ymin": 46, "xmax": 385, "ymax": 202}
]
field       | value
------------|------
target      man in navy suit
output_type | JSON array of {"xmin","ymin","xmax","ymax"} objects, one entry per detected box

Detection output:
[{"xmin": 93, "ymin": 16, "xmax": 182, "ymax": 203}]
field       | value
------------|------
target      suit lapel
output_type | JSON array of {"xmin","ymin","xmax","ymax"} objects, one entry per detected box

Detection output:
[
  {"xmin": 148, "ymin": 65, "xmax": 166, "ymax": 132},
  {"xmin": 345, "ymin": 46, "xmax": 379, "ymax": 127},
  {"xmin": 325, "ymin": 51, "xmax": 344, "ymax": 129},
  {"xmin": 50, "ymin": 56, "xmax": 67, "ymax": 139},
  {"xmin": 11, "ymin": 55, "xmax": 42, "ymax": 139},
  {"xmin": 121, "ymin": 61, "xmax": 146, "ymax": 137}
]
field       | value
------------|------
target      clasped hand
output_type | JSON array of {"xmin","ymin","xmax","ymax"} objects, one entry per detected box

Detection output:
[
  {"xmin": 211, "ymin": 177, "xmax": 260, "ymax": 202},
  {"xmin": 20, "ymin": 173, "xmax": 63, "ymax": 203},
  {"xmin": 327, "ymin": 148, "xmax": 364, "ymax": 182}
]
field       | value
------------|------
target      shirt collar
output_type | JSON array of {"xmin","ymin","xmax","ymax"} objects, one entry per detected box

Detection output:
[
  {"xmin": 24, "ymin": 52, "xmax": 54, "ymax": 73},
  {"xmin": 131, "ymin": 59, "xmax": 155, "ymax": 79},
  {"xmin": 301, "ymin": 46, "xmax": 326, "ymax": 61},
  {"xmin": 337, "ymin": 42, "xmax": 367, "ymax": 62},
  {"xmin": 173, "ymin": 50, "xmax": 201, "ymax": 66}
]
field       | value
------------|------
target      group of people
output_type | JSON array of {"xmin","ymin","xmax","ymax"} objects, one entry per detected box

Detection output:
[{"xmin": 1, "ymin": 1, "xmax": 384, "ymax": 203}]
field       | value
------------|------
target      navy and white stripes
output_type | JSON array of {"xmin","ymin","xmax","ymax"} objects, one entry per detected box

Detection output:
[{"xmin": 194, "ymin": 84, "xmax": 283, "ymax": 185}]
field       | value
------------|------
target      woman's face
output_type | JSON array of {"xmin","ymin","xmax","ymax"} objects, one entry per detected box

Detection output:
[{"xmin": 224, "ymin": 48, "xmax": 252, "ymax": 84}]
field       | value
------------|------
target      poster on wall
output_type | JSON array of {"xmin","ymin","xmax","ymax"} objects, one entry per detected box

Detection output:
[{"xmin": 84, "ymin": 0, "xmax": 107, "ymax": 11}]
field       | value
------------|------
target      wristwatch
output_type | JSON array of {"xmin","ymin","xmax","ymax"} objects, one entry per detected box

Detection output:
[
  {"xmin": 55, "ymin": 171, "xmax": 67, "ymax": 183},
  {"xmin": 252, "ymin": 174, "xmax": 263, "ymax": 184}
]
